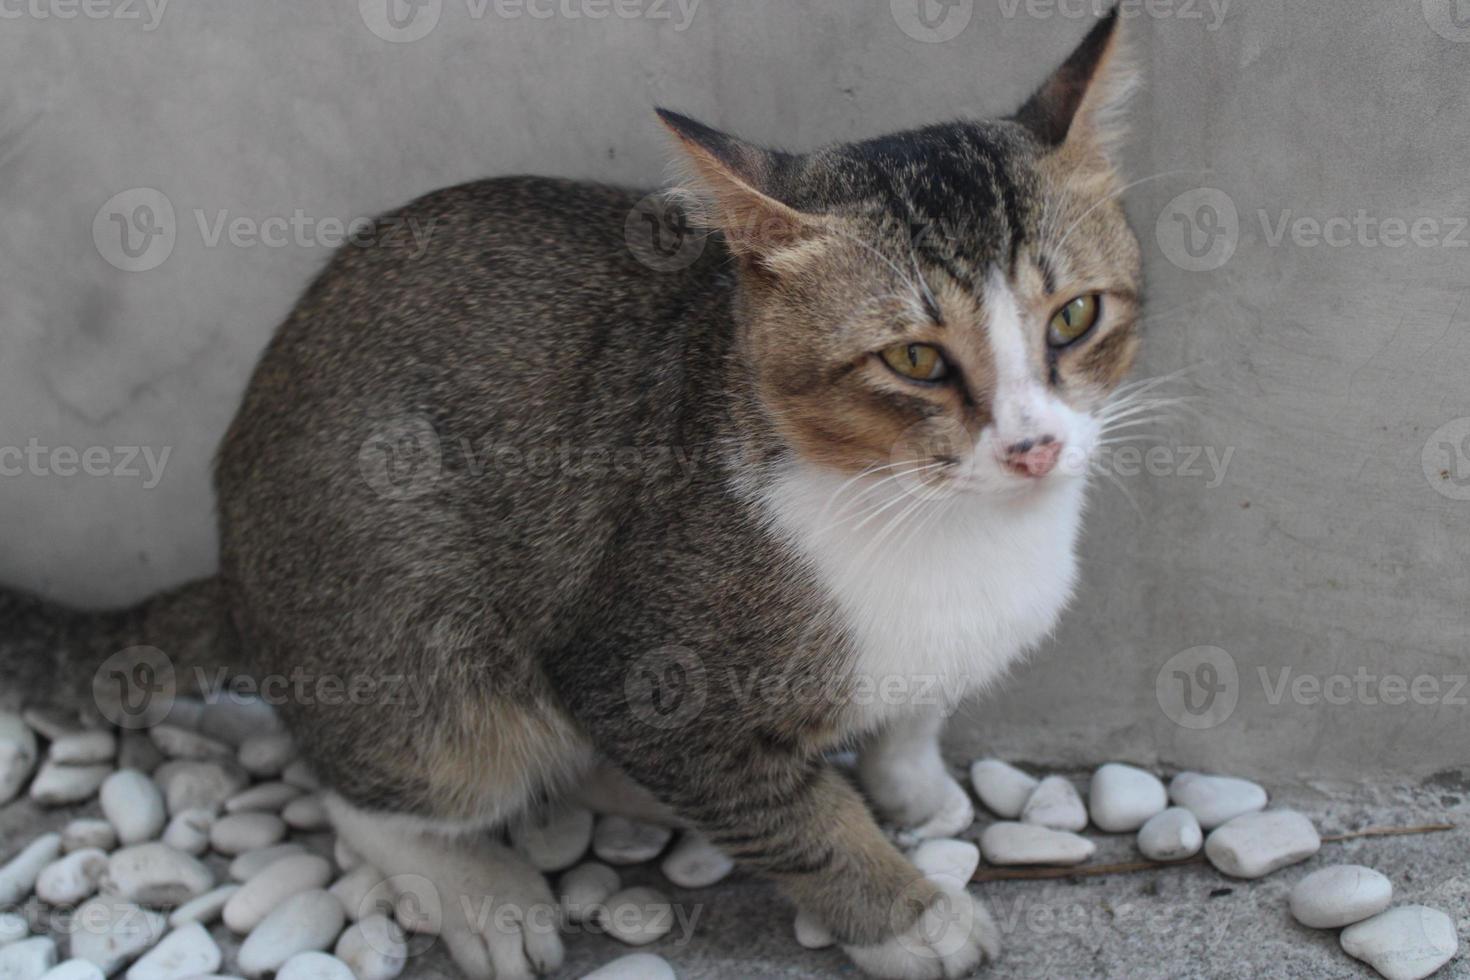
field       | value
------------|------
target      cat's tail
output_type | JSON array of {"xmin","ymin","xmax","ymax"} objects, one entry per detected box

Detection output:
[{"xmin": 0, "ymin": 577, "xmax": 241, "ymax": 721}]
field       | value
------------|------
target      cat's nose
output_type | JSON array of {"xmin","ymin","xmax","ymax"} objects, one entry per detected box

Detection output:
[{"xmin": 1002, "ymin": 436, "xmax": 1062, "ymax": 478}]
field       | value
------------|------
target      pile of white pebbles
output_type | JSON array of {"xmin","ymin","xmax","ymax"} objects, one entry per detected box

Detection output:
[
  {"xmin": 0, "ymin": 703, "xmax": 1461, "ymax": 980},
  {"xmin": 0, "ymin": 702, "xmax": 701, "ymax": 980},
  {"xmin": 969, "ymin": 759, "xmax": 1460, "ymax": 980}
]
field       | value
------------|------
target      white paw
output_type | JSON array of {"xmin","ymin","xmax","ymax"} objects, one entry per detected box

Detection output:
[
  {"xmin": 891, "ymin": 777, "xmax": 975, "ymax": 848},
  {"xmin": 387, "ymin": 860, "xmax": 564, "ymax": 980},
  {"xmin": 843, "ymin": 879, "xmax": 999, "ymax": 980}
]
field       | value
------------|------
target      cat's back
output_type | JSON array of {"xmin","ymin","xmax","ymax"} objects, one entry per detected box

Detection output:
[{"xmin": 217, "ymin": 175, "xmax": 736, "ymax": 652}]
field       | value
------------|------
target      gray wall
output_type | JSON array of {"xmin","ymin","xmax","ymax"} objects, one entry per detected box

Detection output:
[{"xmin": 1, "ymin": 0, "xmax": 1466, "ymax": 781}]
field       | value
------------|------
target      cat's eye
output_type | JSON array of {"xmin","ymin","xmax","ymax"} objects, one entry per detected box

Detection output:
[
  {"xmin": 1047, "ymin": 294, "xmax": 1101, "ymax": 348},
  {"xmin": 880, "ymin": 343, "xmax": 949, "ymax": 382}
]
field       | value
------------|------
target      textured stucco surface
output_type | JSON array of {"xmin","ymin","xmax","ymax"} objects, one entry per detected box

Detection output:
[{"xmin": 0, "ymin": 0, "xmax": 1467, "ymax": 782}]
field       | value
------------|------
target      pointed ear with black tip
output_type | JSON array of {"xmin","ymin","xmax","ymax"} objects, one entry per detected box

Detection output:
[
  {"xmin": 1013, "ymin": 7, "xmax": 1138, "ymax": 166},
  {"xmin": 655, "ymin": 108, "xmax": 825, "ymax": 262}
]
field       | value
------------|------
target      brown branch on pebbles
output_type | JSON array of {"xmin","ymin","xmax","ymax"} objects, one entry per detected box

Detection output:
[{"xmin": 970, "ymin": 823, "xmax": 1457, "ymax": 883}]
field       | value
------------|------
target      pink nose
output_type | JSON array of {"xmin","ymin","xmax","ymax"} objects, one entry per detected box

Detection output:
[{"xmin": 1003, "ymin": 439, "xmax": 1062, "ymax": 479}]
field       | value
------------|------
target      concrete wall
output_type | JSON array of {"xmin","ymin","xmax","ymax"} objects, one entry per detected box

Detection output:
[{"xmin": 1, "ymin": 0, "xmax": 1466, "ymax": 780}]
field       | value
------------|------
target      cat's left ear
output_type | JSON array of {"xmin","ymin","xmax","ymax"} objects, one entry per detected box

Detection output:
[
  {"xmin": 655, "ymin": 108, "xmax": 827, "ymax": 263},
  {"xmin": 1013, "ymin": 7, "xmax": 1138, "ymax": 167}
]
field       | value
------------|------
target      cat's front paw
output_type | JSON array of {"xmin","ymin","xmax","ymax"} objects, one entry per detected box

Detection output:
[{"xmin": 843, "ymin": 880, "xmax": 999, "ymax": 980}]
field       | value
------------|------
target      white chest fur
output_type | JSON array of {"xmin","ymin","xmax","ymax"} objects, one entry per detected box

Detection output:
[{"xmin": 760, "ymin": 464, "xmax": 1086, "ymax": 735}]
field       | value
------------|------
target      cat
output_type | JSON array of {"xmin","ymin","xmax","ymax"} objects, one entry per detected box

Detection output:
[{"xmin": 1, "ymin": 9, "xmax": 1141, "ymax": 979}]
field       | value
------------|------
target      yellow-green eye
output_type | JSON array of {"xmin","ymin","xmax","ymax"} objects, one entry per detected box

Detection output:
[
  {"xmin": 880, "ymin": 343, "xmax": 949, "ymax": 382},
  {"xmin": 1047, "ymin": 294, "xmax": 1101, "ymax": 347}
]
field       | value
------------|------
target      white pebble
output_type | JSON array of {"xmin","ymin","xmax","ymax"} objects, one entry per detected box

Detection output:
[
  {"xmin": 793, "ymin": 909, "xmax": 834, "ymax": 950},
  {"xmin": 596, "ymin": 887, "xmax": 674, "ymax": 947},
  {"xmin": 198, "ymin": 700, "xmax": 282, "ymax": 748},
  {"xmin": 660, "ymin": 832, "xmax": 733, "ymax": 890},
  {"xmin": 38, "ymin": 960, "xmax": 106, "ymax": 980},
  {"xmin": 67, "ymin": 898, "xmax": 166, "ymax": 976},
  {"xmin": 160, "ymin": 811, "xmax": 214, "ymax": 857},
  {"xmin": 29, "ymin": 763, "xmax": 111, "ymax": 807},
  {"xmin": 1088, "ymin": 764, "xmax": 1167, "ymax": 833},
  {"xmin": 1341, "ymin": 905, "xmax": 1459, "ymax": 980},
  {"xmin": 237, "ymin": 734, "xmax": 296, "ymax": 779},
  {"xmin": 280, "ymin": 761, "xmax": 320, "ymax": 792},
  {"xmin": 224, "ymin": 783, "xmax": 300, "ymax": 814},
  {"xmin": 274, "ymin": 953, "xmax": 353, "ymax": 980},
  {"xmin": 155, "ymin": 762, "xmax": 248, "ymax": 817},
  {"xmin": 36, "ymin": 849, "xmax": 109, "ymax": 906},
  {"xmin": 1168, "ymin": 772, "xmax": 1267, "ymax": 830},
  {"xmin": 48, "ymin": 733, "xmax": 116, "ymax": 767},
  {"xmin": 0, "ymin": 712, "xmax": 39, "ymax": 806},
  {"xmin": 236, "ymin": 890, "xmax": 345, "ymax": 979},
  {"xmin": 0, "ymin": 912, "xmax": 27, "ymax": 945},
  {"xmin": 0, "ymin": 834, "xmax": 62, "ymax": 906},
  {"xmin": 910, "ymin": 838, "xmax": 980, "ymax": 886},
  {"xmin": 0, "ymin": 937, "xmax": 56, "ymax": 980},
  {"xmin": 1204, "ymin": 810, "xmax": 1320, "ymax": 879},
  {"xmin": 228, "ymin": 844, "xmax": 307, "ymax": 882},
  {"xmin": 1290, "ymin": 865, "xmax": 1394, "ymax": 929},
  {"xmin": 104, "ymin": 844, "xmax": 214, "ymax": 908},
  {"xmin": 123, "ymin": 923, "xmax": 220, "ymax": 980},
  {"xmin": 559, "ymin": 863, "xmax": 620, "ymax": 922},
  {"xmin": 158, "ymin": 699, "xmax": 203, "ymax": 732},
  {"xmin": 327, "ymin": 865, "xmax": 385, "ymax": 922},
  {"xmin": 510, "ymin": 806, "xmax": 593, "ymax": 872},
  {"xmin": 167, "ymin": 885, "xmax": 239, "ymax": 928},
  {"xmin": 580, "ymin": 953, "xmax": 676, "ymax": 980},
  {"xmin": 281, "ymin": 797, "xmax": 329, "ymax": 832},
  {"xmin": 592, "ymin": 817, "xmax": 672, "ymax": 865},
  {"xmin": 60, "ymin": 821, "xmax": 116, "ymax": 856},
  {"xmin": 209, "ymin": 814, "xmax": 286, "ymax": 856},
  {"xmin": 1136, "ymin": 807, "xmax": 1203, "ymax": 862},
  {"xmin": 1020, "ymin": 776, "xmax": 1088, "ymax": 832},
  {"xmin": 100, "ymin": 772, "xmax": 166, "ymax": 846},
  {"xmin": 149, "ymin": 727, "xmax": 230, "ymax": 763},
  {"xmin": 224, "ymin": 855, "xmax": 333, "ymax": 933},
  {"xmin": 979, "ymin": 822, "xmax": 1096, "ymax": 866},
  {"xmin": 968, "ymin": 759, "xmax": 1038, "ymax": 819},
  {"xmin": 333, "ymin": 916, "xmax": 406, "ymax": 980}
]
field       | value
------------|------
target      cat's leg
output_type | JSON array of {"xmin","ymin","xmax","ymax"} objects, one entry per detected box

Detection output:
[
  {"xmin": 858, "ymin": 708, "xmax": 975, "ymax": 843},
  {"xmin": 607, "ymin": 744, "xmax": 996, "ymax": 979},
  {"xmin": 326, "ymin": 797, "xmax": 564, "ymax": 980}
]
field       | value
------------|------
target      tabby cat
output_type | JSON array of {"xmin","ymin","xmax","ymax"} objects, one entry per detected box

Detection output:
[{"xmin": 2, "ymin": 10, "xmax": 1142, "ymax": 978}]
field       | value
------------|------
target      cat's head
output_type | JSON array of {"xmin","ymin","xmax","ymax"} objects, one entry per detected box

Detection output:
[{"xmin": 660, "ymin": 10, "xmax": 1140, "ymax": 499}]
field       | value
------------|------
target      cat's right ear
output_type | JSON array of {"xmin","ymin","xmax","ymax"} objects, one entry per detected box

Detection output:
[{"xmin": 655, "ymin": 109, "xmax": 825, "ymax": 261}]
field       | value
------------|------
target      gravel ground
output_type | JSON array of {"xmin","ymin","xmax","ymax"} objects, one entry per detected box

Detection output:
[{"xmin": 3, "ymin": 769, "xmax": 1465, "ymax": 979}]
